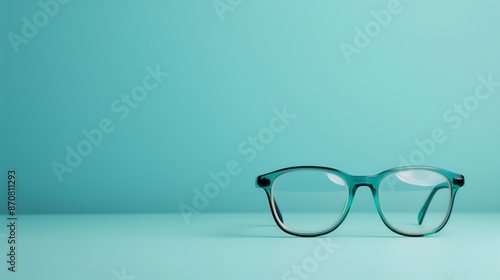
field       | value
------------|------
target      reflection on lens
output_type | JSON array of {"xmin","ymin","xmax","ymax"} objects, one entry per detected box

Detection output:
[
  {"xmin": 378, "ymin": 170, "xmax": 451, "ymax": 235},
  {"xmin": 271, "ymin": 170, "xmax": 349, "ymax": 234}
]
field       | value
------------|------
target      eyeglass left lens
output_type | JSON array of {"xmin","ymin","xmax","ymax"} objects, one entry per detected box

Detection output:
[
  {"xmin": 378, "ymin": 169, "xmax": 452, "ymax": 235},
  {"xmin": 271, "ymin": 170, "xmax": 349, "ymax": 235}
]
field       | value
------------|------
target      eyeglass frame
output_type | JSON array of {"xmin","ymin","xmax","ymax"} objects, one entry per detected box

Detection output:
[{"xmin": 255, "ymin": 166, "xmax": 465, "ymax": 237}]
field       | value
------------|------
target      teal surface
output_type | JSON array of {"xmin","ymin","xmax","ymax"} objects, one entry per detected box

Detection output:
[
  {"xmin": 1, "ymin": 1, "xmax": 500, "ymax": 216},
  {"xmin": 0, "ymin": 213, "xmax": 499, "ymax": 279}
]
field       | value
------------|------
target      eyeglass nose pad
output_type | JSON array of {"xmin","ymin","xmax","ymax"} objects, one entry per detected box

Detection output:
[
  {"xmin": 351, "ymin": 176, "xmax": 377, "ymax": 194},
  {"xmin": 353, "ymin": 183, "xmax": 376, "ymax": 194}
]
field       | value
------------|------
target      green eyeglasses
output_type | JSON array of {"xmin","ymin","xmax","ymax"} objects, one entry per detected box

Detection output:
[{"xmin": 255, "ymin": 166, "xmax": 465, "ymax": 237}]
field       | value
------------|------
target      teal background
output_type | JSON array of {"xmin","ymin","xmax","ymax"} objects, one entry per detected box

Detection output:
[{"xmin": 1, "ymin": 0, "xmax": 500, "ymax": 215}]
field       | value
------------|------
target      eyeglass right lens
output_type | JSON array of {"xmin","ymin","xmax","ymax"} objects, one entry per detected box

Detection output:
[{"xmin": 271, "ymin": 170, "xmax": 349, "ymax": 235}]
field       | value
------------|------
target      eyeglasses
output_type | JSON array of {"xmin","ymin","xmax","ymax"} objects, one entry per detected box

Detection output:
[{"xmin": 255, "ymin": 166, "xmax": 465, "ymax": 237}]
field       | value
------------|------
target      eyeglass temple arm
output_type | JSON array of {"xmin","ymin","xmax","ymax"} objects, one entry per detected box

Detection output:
[
  {"xmin": 418, "ymin": 175, "xmax": 464, "ymax": 225},
  {"xmin": 417, "ymin": 183, "xmax": 449, "ymax": 225},
  {"xmin": 257, "ymin": 177, "xmax": 284, "ymax": 223}
]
